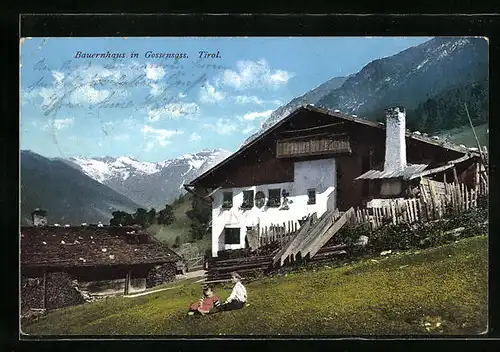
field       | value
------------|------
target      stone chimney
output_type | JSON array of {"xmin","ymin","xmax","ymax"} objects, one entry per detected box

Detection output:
[
  {"xmin": 31, "ymin": 208, "xmax": 48, "ymax": 227},
  {"xmin": 383, "ymin": 107, "xmax": 407, "ymax": 172}
]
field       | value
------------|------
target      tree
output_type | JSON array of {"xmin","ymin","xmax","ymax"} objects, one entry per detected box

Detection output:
[
  {"xmin": 186, "ymin": 193, "xmax": 211, "ymax": 241},
  {"xmin": 110, "ymin": 210, "xmax": 134, "ymax": 226},
  {"xmin": 133, "ymin": 208, "xmax": 149, "ymax": 227},
  {"xmin": 173, "ymin": 236, "xmax": 181, "ymax": 248},
  {"xmin": 147, "ymin": 208, "xmax": 156, "ymax": 225},
  {"xmin": 157, "ymin": 204, "xmax": 175, "ymax": 225}
]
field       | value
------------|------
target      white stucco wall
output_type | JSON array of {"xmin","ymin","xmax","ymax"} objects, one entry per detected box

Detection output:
[
  {"xmin": 384, "ymin": 107, "xmax": 407, "ymax": 172},
  {"xmin": 211, "ymin": 158, "xmax": 337, "ymax": 257}
]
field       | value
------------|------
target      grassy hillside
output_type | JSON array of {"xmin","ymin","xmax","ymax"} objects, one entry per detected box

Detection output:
[
  {"xmin": 147, "ymin": 194, "xmax": 211, "ymax": 253},
  {"xmin": 439, "ymin": 123, "xmax": 488, "ymax": 148},
  {"xmin": 23, "ymin": 235, "xmax": 487, "ymax": 336},
  {"xmin": 147, "ymin": 194, "xmax": 192, "ymax": 246}
]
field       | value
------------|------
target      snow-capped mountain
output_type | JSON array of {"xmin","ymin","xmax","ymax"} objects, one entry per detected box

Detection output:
[
  {"xmin": 315, "ymin": 37, "xmax": 488, "ymax": 117},
  {"xmin": 64, "ymin": 149, "xmax": 232, "ymax": 209},
  {"xmin": 66, "ymin": 156, "xmax": 161, "ymax": 183}
]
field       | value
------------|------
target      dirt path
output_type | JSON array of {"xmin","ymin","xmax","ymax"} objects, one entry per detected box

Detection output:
[
  {"xmin": 175, "ymin": 270, "xmax": 207, "ymax": 280},
  {"xmin": 125, "ymin": 286, "xmax": 181, "ymax": 298},
  {"xmin": 125, "ymin": 271, "xmax": 207, "ymax": 298}
]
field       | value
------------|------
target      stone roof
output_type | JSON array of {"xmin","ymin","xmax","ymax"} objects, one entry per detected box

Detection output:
[{"xmin": 20, "ymin": 226, "xmax": 181, "ymax": 268}]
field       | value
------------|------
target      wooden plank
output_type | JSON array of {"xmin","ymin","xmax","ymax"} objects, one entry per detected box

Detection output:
[
  {"xmin": 458, "ymin": 184, "xmax": 463, "ymax": 212},
  {"xmin": 465, "ymin": 186, "xmax": 469, "ymax": 210},
  {"xmin": 375, "ymin": 207, "xmax": 381, "ymax": 228},
  {"xmin": 412, "ymin": 199, "xmax": 418, "ymax": 223},
  {"xmin": 42, "ymin": 269, "xmax": 47, "ymax": 310},
  {"xmin": 414, "ymin": 199, "xmax": 419, "ymax": 222},
  {"xmin": 459, "ymin": 183, "xmax": 464, "ymax": 212},
  {"xmin": 453, "ymin": 167, "xmax": 459, "ymax": 184},
  {"xmin": 405, "ymin": 200, "xmax": 412, "ymax": 223},
  {"xmin": 391, "ymin": 202, "xmax": 397, "ymax": 225},
  {"xmin": 403, "ymin": 201, "xmax": 409, "ymax": 223},
  {"xmin": 273, "ymin": 214, "xmax": 315, "ymax": 266},
  {"xmin": 124, "ymin": 270, "xmax": 130, "ymax": 295},
  {"xmin": 302, "ymin": 207, "xmax": 354, "ymax": 259},
  {"xmin": 296, "ymin": 210, "xmax": 339, "ymax": 257},
  {"xmin": 297, "ymin": 210, "xmax": 337, "ymax": 253},
  {"xmin": 475, "ymin": 162, "xmax": 480, "ymax": 194}
]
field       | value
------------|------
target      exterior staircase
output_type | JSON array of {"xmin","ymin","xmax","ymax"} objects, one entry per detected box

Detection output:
[{"xmin": 272, "ymin": 207, "xmax": 354, "ymax": 267}]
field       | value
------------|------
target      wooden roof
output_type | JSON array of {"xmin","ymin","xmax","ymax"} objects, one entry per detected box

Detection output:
[
  {"xmin": 186, "ymin": 105, "xmax": 479, "ymax": 187},
  {"xmin": 355, "ymin": 164, "xmax": 429, "ymax": 180},
  {"xmin": 20, "ymin": 226, "xmax": 181, "ymax": 268}
]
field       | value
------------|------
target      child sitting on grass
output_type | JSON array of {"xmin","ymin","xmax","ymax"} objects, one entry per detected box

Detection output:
[
  {"xmin": 220, "ymin": 272, "xmax": 247, "ymax": 311},
  {"xmin": 187, "ymin": 285, "xmax": 221, "ymax": 316}
]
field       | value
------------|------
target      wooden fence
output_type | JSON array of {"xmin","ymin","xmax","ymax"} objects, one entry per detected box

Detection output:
[
  {"xmin": 348, "ymin": 179, "xmax": 488, "ymax": 230},
  {"xmin": 258, "ymin": 220, "xmax": 301, "ymax": 247},
  {"xmin": 254, "ymin": 169, "xmax": 488, "ymax": 247}
]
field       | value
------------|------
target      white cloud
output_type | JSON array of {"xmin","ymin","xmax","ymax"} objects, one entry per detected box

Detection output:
[
  {"xmin": 242, "ymin": 125, "xmax": 255, "ymax": 134},
  {"xmin": 233, "ymin": 95, "xmax": 265, "ymax": 105},
  {"xmin": 52, "ymin": 71, "xmax": 65, "ymax": 83},
  {"xmin": 242, "ymin": 109, "xmax": 274, "ymax": 121},
  {"xmin": 23, "ymin": 62, "xmax": 144, "ymax": 112},
  {"xmin": 145, "ymin": 63, "xmax": 166, "ymax": 81},
  {"xmin": 123, "ymin": 116, "xmax": 139, "ymax": 129},
  {"xmin": 222, "ymin": 59, "xmax": 294, "ymax": 90},
  {"xmin": 199, "ymin": 82, "xmax": 225, "ymax": 104},
  {"xmin": 69, "ymin": 85, "xmax": 110, "ymax": 105},
  {"xmin": 113, "ymin": 134, "xmax": 129, "ymax": 141},
  {"xmin": 141, "ymin": 125, "xmax": 183, "ymax": 150},
  {"xmin": 188, "ymin": 132, "xmax": 201, "ymax": 142},
  {"xmin": 146, "ymin": 102, "xmax": 200, "ymax": 122},
  {"xmin": 53, "ymin": 117, "xmax": 74, "ymax": 130},
  {"xmin": 149, "ymin": 82, "xmax": 165, "ymax": 96},
  {"xmin": 35, "ymin": 117, "xmax": 74, "ymax": 131},
  {"xmin": 204, "ymin": 119, "xmax": 239, "ymax": 135}
]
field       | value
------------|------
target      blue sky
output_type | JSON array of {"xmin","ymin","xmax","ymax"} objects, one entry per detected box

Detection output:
[{"xmin": 20, "ymin": 37, "xmax": 431, "ymax": 162}]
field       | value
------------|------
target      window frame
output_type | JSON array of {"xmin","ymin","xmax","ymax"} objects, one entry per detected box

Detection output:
[
  {"xmin": 241, "ymin": 190, "xmax": 255, "ymax": 209},
  {"xmin": 222, "ymin": 191, "xmax": 233, "ymax": 209},
  {"xmin": 267, "ymin": 188, "xmax": 282, "ymax": 208},
  {"xmin": 307, "ymin": 188, "xmax": 316, "ymax": 205},
  {"xmin": 224, "ymin": 227, "xmax": 240, "ymax": 245}
]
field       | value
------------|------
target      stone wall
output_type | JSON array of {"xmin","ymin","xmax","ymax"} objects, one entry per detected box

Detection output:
[
  {"xmin": 20, "ymin": 276, "xmax": 44, "ymax": 315},
  {"xmin": 146, "ymin": 262, "xmax": 177, "ymax": 288},
  {"xmin": 45, "ymin": 272, "xmax": 85, "ymax": 310}
]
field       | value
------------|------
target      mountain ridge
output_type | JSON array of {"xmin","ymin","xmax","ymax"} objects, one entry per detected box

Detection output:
[
  {"xmin": 245, "ymin": 37, "xmax": 488, "ymax": 145},
  {"xmin": 61, "ymin": 149, "xmax": 233, "ymax": 209},
  {"xmin": 21, "ymin": 150, "xmax": 141, "ymax": 225}
]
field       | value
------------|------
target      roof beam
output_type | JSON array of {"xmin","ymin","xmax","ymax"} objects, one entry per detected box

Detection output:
[
  {"xmin": 279, "ymin": 122, "xmax": 345, "ymax": 134},
  {"xmin": 409, "ymin": 154, "xmax": 474, "ymax": 180},
  {"xmin": 183, "ymin": 184, "xmax": 213, "ymax": 203}
]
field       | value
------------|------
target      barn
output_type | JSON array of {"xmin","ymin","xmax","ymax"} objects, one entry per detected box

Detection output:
[
  {"xmin": 184, "ymin": 105, "xmax": 483, "ymax": 259},
  {"xmin": 20, "ymin": 225, "xmax": 182, "ymax": 316}
]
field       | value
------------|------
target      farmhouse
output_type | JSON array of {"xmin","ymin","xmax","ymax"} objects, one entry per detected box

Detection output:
[
  {"xmin": 185, "ymin": 105, "xmax": 482, "ymax": 258},
  {"xmin": 20, "ymin": 225, "xmax": 181, "ymax": 316}
]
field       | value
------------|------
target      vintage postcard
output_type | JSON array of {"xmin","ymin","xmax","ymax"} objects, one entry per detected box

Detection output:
[{"xmin": 20, "ymin": 36, "xmax": 489, "ymax": 336}]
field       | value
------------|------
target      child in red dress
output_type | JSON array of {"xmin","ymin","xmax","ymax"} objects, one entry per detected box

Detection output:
[{"xmin": 187, "ymin": 285, "xmax": 221, "ymax": 316}]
